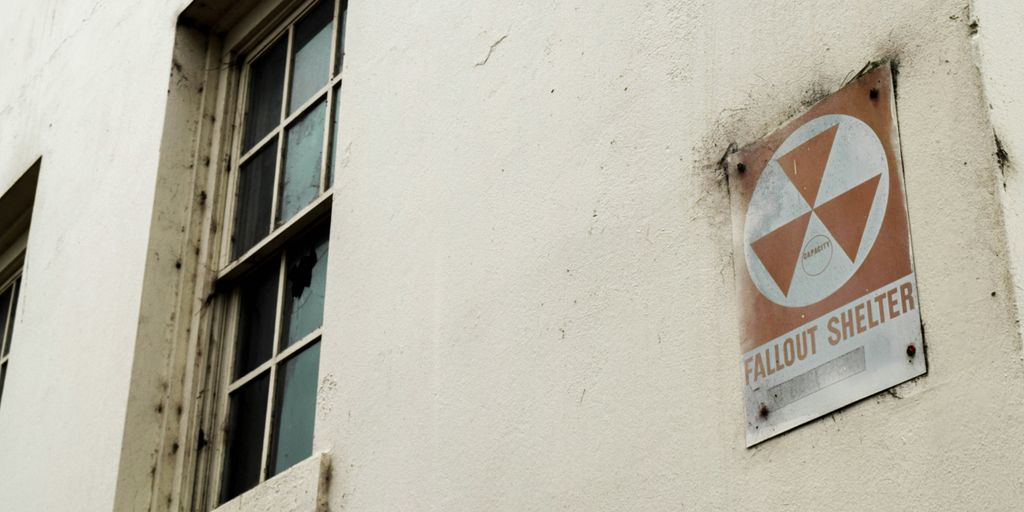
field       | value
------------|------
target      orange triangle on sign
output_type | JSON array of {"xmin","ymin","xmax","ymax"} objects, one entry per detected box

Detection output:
[
  {"xmin": 750, "ymin": 212, "xmax": 812, "ymax": 297},
  {"xmin": 814, "ymin": 174, "xmax": 882, "ymax": 262},
  {"xmin": 776, "ymin": 124, "xmax": 840, "ymax": 207}
]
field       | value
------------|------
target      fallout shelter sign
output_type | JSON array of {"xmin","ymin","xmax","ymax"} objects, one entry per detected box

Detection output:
[{"xmin": 727, "ymin": 65, "xmax": 926, "ymax": 446}]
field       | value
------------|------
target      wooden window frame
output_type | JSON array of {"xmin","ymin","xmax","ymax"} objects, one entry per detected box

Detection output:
[
  {"xmin": 187, "ymin": 0, "xmax": 346, "ymax": 508},
  {"xmin": 218, "ymin": 0, "xmax": 344, "ymax": 283}
]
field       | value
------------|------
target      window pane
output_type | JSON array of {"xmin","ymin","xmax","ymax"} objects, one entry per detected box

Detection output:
[
  {"xmin": 3, "ymin": 278, "xmax": 18, "ymax": 356},
  {"xmin": 233, "ymin": 139, "xmax": 278, "ymax": 259},
  {"xmin": 243, "ymin": 38, "xmax": 287, "ymax": 152},
  {"xmin": 220, "ymin": 373, "xmax": 270, "ymax": 504},
  {"xmin": 288, "ymin": 0, "xmax": 333, "ymax": 113},
  {"xmin": 234, "ymin": 263, "xmax": 280, "ymax": 379},
  {"xmin": 278, "ymin": 101, "xmax": 326, "ymax": 225},
  {"xmin": 0, "ymin": 285, "xmax": 11, "ymax": 356},
  {"xmin": 268, "ymin": 341, "xmax": 321, "ymax": 477},
  {"xmin": 327, "ymin": 84, "xmax": 341, "ymax": 188},
  {"xmin": 282, "ymin": 229, "xmax": 329, "ymax": 349},
  {"xmin": 334, "ymin": 0, "xmax": 348, "ymax": 76},
  {"xmin": 0, "ymin": 362, "xmax": 6, "ymax": 409}
]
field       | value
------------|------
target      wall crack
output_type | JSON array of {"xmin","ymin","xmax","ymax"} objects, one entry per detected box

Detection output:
[{"xmin": 474, "ymin": 34, "xmax": 508, "ymax": 67}]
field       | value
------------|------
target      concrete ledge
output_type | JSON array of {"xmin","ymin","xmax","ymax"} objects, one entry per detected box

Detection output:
[{"xmin": 213, "ymin": 452, "xmax": 330, "ymax": 512}]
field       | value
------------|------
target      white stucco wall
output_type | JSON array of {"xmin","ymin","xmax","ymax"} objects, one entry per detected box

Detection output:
[
  {"xmin": 319, "ymin": 1, "xmax": 1023, "ymax": 510},
  {"xmin": 973, "ymin": 0, "xmax": 1024, "ymax": 343},
  {"xmin": 0, "ymin": 1, "xmax": 184, "ymax": 510},
  {"xmin": 0, "ymin": 0, "xmax": 1021, "ymax": 511}
]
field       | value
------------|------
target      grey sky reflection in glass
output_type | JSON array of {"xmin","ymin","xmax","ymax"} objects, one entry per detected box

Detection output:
[
  {"xmin": 279, "ymin": 101, "xmax": 326, "ymax": 225},
  {"xmin": 268, "ymin": 342, "xmax": 321, "ymax": 476},
  {"xmin": 288, "ymin": 0, "xmax": 333, "ymax": 114}
]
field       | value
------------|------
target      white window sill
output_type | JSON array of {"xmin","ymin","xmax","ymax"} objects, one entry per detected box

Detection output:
[{"xmin": 213, "ymin": 452, "xmax": 331, "ymax": 512}]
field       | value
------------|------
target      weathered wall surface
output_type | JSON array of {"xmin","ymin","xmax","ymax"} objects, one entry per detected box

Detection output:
[
  {"xmin": 973, "ymin": 0, "xmax": 1024, "ymax": 343},
  {"xmin": 319, "ymin": 0, "xmax": 1023, "ymax": 510},
  {"xmin": 0, "ymin": 0, "xmax": 187, "ymax": 510},
  {"xmin": 0, "ymin": 0, "xmax": 1022, "ymax": 511}
]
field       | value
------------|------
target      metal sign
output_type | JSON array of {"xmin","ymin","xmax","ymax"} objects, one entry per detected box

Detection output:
[{"xmin": 727, "ymin": 65, "xmax": 926, "ymax": 446}]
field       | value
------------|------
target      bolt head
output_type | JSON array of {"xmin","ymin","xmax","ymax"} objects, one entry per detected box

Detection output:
[{"xmin": 906, "ymin": 344, "xmax": 917, "ymax": 357}]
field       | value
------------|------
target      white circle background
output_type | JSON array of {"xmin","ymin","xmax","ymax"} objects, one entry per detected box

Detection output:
[{"xmin": 743, "ymin": 114, "xmax": 889, "ymax": 307}]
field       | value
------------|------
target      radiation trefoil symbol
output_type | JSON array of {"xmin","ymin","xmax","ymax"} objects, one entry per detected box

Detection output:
[{"xmin": 744, "ymin": 115, "xmax": 889, "ymax": 308}]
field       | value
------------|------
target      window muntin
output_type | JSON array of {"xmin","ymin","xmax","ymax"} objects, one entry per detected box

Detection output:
[
  {"xmin": 216, "ymin": 0, "xmax": 347, "ymax": 504},
  {"xmin": 0, "ymin": 273, "xmax": 22, "ymax": 409}
]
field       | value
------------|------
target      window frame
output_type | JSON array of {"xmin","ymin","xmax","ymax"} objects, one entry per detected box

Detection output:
[
  {"xmin": 191, "ymin": 0, "xmax": 347, "ymax": 507},
  {"xmin": 217, "ymin": 0, "xmax": 344, "ymax": 283},
  {"xmin": 0, "ymin": 162, "xmax": 34, "ymax": 416},
  {"xmin": 213, "ymin": 230, "xmax": 329, "ymax": 503}
]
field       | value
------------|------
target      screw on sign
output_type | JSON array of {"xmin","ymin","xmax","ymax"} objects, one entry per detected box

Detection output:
[{"xmin": 726, "ymin": 64, "xmax": 926, "ymax": 446}]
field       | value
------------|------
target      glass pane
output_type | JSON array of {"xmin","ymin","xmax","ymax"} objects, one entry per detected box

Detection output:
[
  {"xmin": 4, "ymin": 278, "xmax": 18, "ymax": 356},
  {"xmin": 327, "ymin": 84, "xmax": 341, "ymax": 187},
  {"xmin": 220, "ymin": 373, "xmax": 270, "ymax": 504},
  {"xmin": 243, "ymin": 38, "xmax": 287, "ymax": 152},
  {"xmin": 334, "ymin": 0, "xmax": 348, "ymax": 76},
  {"xmin": 0, "ymin": 285, "xmax": 11, "ymax": 356},
  {"xmin": 282, "ymin": 229, "xmax": 329, "ymax": 349},
  {"xmin": 233, "ymin": 139, "xmax": 278, "ymax": 259},
  {"xmin": 0, "ymin": 362, "xmax": 6, "ymax": 410},
  {"xmin": 278, "ymin": 101, "xmax": 326, "ymax": 225},
  {"xmin": 234, "ymin": 263, "xmax": 280, "ymax": 379},
  {"xmin": 288, "ymin": 0, "xmax": 333, "ymax": 113},
  {"xmin": 268, "ymin": 341, "xmax": 321, "ymax": 476}
]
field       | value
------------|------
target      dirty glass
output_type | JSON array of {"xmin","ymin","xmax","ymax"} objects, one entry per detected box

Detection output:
[
  {"xmin": 282, "ymin": 230, "xmax": 329, "ymax": 349},
  {"xmin": 327, "ymin": 84, "xmax": 341, "ymax": 187},
  {"xmin": 0, "ymin": 285, "xmax": 11, "ymax": 355},
  {"xmin": 243, "ymin": 38, "xmax": 287, "ymax": 152},
  {"xmin": 288, "ymin": 0, "xmax": 333, "ymax": 113},
  {"xmin": 233, "ymin": 140, "xmax": 278, "ymax": 259},
  {"xmin": 268, "ymin": 341, "xmax": 321, "ymax": 476},
  {"xmin": 334, "ymin": 0, "xmax": 348, "ymax": 76},
  {"xmin": 234, "ymin": 263, "xmax": 280, "ymax": 379},
  {"xmin": 220, "ymin": 373, "xmax": 270, "ymax": 504},
  {"xmin": 278, "ymin": 101, "xmax": 326, "ymax": 225}
]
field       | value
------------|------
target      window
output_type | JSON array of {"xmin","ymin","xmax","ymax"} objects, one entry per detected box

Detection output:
[
  {"xmin": 0, "ymin": 160, "xmax": 36, "ymax": 414},
  {"xmin": 211, "ymin": 0, "xmax": 346, "ymax": 504},
  {"xmin": 0, "ymin": 272, "xmax": 21, "ymax": 409}
]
